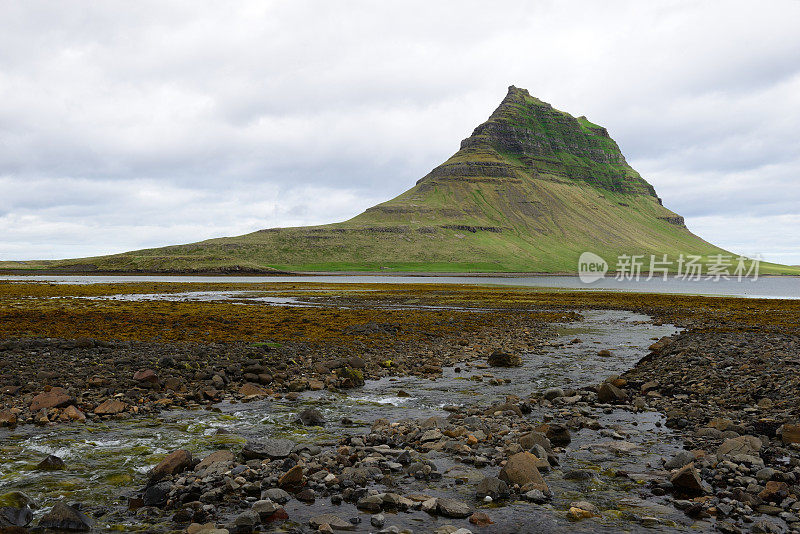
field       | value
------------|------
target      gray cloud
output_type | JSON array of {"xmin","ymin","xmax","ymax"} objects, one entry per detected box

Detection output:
[{"xmin": 1, "ymin": 0, "xmax": 799, "ymax": 264}]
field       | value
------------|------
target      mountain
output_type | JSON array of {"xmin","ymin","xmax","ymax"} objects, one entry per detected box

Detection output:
[{"xmin": 10, "ymin": 86, "xmax": 797, "ymax": 274}]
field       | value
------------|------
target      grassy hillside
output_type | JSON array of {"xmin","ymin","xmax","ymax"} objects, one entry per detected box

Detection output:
[{"xmin": 6, "ymin": 86, "xmax": 797, "ymax": 275}]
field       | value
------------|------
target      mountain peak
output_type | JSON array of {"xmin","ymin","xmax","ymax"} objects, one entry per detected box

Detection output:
[{"xmin": 448, "ymin": 86, "xmax": 656, "ymax": 196}]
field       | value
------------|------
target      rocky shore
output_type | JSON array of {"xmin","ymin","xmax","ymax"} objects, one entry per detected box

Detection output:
[{"xmin": 1, "ymin": 281, "xmax": 799, "ymax": 533}]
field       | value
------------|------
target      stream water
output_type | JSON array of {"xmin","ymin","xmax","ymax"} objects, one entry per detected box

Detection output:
[{"xmin": 1, "ymin": 310, "xmax": 707, "ymax": 532}]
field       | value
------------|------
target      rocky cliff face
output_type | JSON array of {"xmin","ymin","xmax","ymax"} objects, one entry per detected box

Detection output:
[{"xmin": 418, "ymin": 86, "xmax": 656, "ymax": 196}]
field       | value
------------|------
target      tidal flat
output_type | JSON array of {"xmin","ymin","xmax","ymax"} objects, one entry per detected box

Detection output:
[{"xmin": 0, "ymin": 281, "xmax": 798, "ymax": 533}]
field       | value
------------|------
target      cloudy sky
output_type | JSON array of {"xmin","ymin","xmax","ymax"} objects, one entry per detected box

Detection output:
[{"xmin": 2, "ymin": 1, "xmax": 799, "ymax": 264}]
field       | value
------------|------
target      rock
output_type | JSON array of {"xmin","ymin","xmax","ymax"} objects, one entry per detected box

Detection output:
[
  {"xmin": 142, "ymin": 481, "xmax": 172, "ymax": 507},
  {"xmin": 664, "ymin": 450, "xmax": 695, "ymax": 470},
  {"xmin": 563, "ymin": 469, "xmax": 594, "ymax": 481},
  {"xmin": 261, "ymin": 488, "xmax": 291, "ymax": 504},
  {"xmin": 597, "ymin": 349, "xmax": 613, "ymax": 357},
  {"xmin": 437, "ymin": 497, "xmax": 472, "ymax": 518},
  {"xmin": 150, "ymin": 449, "xmax": 192, "ymax": 482},
  {"xmin": 94, "ymin": 399, "xmax": 127, "ymax": 415},
  {"xmin": 0, "ymin": 505, "xmax": 32, "ymax": 527},
  {"xmin": 717, "ymin": 435, "xmax": 761, "ymax": 460},
  {"xmin": 357, "ymin": 495, "xmax": 384, "ymax": 513},
  {"xmin": 519, "ymin": 432, "xmax": 553, "ymax": 454},
  {"xmin": 0, "ymin": 410, "xmax": 17, "ymax": 427},
  {"xmin": 370, "ymin": 514, "xmax": 385, "ymax": 528},
  {"xmin": 37, "ymin": 501, "xmax": 92, "ymax": 531},
  {"xmin": 196, "ymin": 450, "xmax": 235, "ymax": 471},
  {"xmin": 597, "ymin": 382, "xmax": 627, "ymax": 403},
  {"xmin": 669, "ymin": 463, "xmax": 706, "ymax": 496},
  {"xmin": 487, "ymin": 351, "xmax": 521, "ymax": 367},
  {"xmin": 751, "ymin": 520, "xmax": 783, "ymax": 534},
  {"xmin": 543, "ymin": 387, "xmax": 565, "ymax": 400},
  {"xmin": 498, "ymin": 452, "xmax": 548, "ymax": 492},
  {"xmin": 523, "ymin": 489, "xmax": 549, "ymax": 503},
  {"xmin": 296, "ymin": 407, "xmax": 325, "ymax": 426},
  {"xmin": 252, "ymin": 500, "xmax": 279, "ymax": 518},
  {"xmin": 759, "ymin": 481, "xmax": 789, "ymax": 502},
  {"xmin": 234, "ymin": 510, "xmax": 259, "ymax": 530},
  {"xmin": 475, "ymin": 476, "xmax": 509, "ymax": 500},
  {"xmin": 278, "ymin": 465, "xmax": 304, "ymax": 488},
  {"xmin": 133, "ymin": 369, "xmax": 159, "ymax": 384},
  {"xmin": 469, "ymin": 511, "xmax": 493, "ymax": 526},
  {"xmin": 545, "ymin": 424, "xmax": 571, "ymax": 446},
  {"xmin": 568, "ymin": 501, "xmax": 600, "ymax": 520},
  {"xmin": 29, "ymin": 387, "xmax": 74, "ymax": 411},
  {"xmin": 239, "ymin": 383, "xmax": 270, "ymax": 397},
  {"xmin": 61, "ymin": 405, "xmax": 86, "ymax": 422},
  {"xmin": 309, "ymin": 514, "xmax": 355, "ymax": 531},
  {"xmin": 781, "ymin": 423, "xmax": 800, "ymax": 444},
  {"xmin": 36, "ymin": 455, "xmax": 65, "ymax": 471},
  {"xmin": 242, "ymin": 438, "xmax": 295, "ymax": 460}
]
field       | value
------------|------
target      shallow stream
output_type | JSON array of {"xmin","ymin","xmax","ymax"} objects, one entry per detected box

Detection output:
[{"xmin": 1, "ymin": 310, "xmax": 708, "ymax": 532}]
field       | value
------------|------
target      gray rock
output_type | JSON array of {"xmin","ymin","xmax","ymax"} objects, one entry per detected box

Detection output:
[
  {"xmin": 37, "ymin": 501, "xmax": 93, "ymax": 531},
  {"xmin": 242, "ymin": 438, "xmax": 296, "ymax": 460},
  {"xmin": 436, "ymin": 497, "xmax": 472, "ymax": 518},
  {"xmin": 523, "ymin": 489, "xmax": 549, "ymax": 503},
  {"xmin": 543, "ymin": 387, "xmax": 565, "ymax": 400},
  {"xmin": 371, "ymin": 514, "xmax": 385, "ymax": 528},
  {"xmin": 0, "ymin": 505, "xmax": 33, "ymax": 527},
  {"xmin": 717, "ymin": 436, "xmax": 762, "ymax": 460},
  {"xmin": 261, "ymin": 488, "xmax": 291, "ymax": 504},
  {"xmin": 235, "ymin": 509, "xmax": 260, "ymax": 529},
  {"xmin": 475, "ymin": 476, "xmax": 509, "ymax": 500},
  {"xmin": 252, "ymin": 499, "xmax": 279, "ymax": 518},
  {"xmin": 296, "ymin": 407, "xmax": 325, "ymax": 426},
  {"xmin": 664, "ymin": 450, "xmax": 695, "ymax": 470}
]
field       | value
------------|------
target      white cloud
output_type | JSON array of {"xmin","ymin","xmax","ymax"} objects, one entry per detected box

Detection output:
[{"xmin": 0, "ymin": 0, "xmax": 798, "ymax": 263}]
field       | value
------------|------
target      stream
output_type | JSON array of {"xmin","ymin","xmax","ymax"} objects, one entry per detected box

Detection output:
[{"xmin": 1, "ymin": 310, "xmax": 704, "ymax": 532}]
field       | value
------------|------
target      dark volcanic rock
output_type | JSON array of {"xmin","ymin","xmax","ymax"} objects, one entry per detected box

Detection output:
[{"xmin": 37, "ymin": 501, "xmax": 92, "ymax": 531}]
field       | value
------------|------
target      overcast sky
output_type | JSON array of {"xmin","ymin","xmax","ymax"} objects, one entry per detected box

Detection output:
[{"xmin": 2, "ymin": 0, "xmax": 799, "ymax": 264}]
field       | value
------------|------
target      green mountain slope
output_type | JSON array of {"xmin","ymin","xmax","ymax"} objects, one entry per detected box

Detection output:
[{"xmin": 16, "ymin": 86, "xmax": 798, "ymax": 274}]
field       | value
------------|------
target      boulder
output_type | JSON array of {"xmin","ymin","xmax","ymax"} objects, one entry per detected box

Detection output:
[
  {"xmin": 29, "ymin": 387, "xmax": 74, "ymax": 411},
  {"xmin": 36, "ymin": 455, "xmax": 65, "ymax": 471},
  {"xmin": 597, "ymin": 382, "xmax": 627, "ymax": 403},
  {"xmin": 278, "ymin": 465, "xmax": 304, "ymax": 488},
  {"xmin": 781, "ymin": 423, "xmax": 800, "ymax": 444},
  {"xmin": 142, "ymin": 481, "xmax": 172, "ymax": 508},
  {"xmin": 61, "ymin": 405, "xmax": 86, "ymax": 422},
  {"xmin": 94, "ymin": 399, "xmax": 127, "ymax": 415},
  {"xmin": 150, "ymin": 449, "xmax": 192, "ymax": 482},
  {"xmin": 436, "ymin": 498, "xmax": 472, "ymax": 518},
  {"xmin": 309, "ymin": 514, "xmax": 355, "ymax": 531},
  {"xmin": 239, "ymin": 383, "xmax": 270, "ymax": 397},
  {"xmin": 133, "ymin": 369, "xmax": 159, "ymax": 384},
  {"xmin": 37, "ymin": 501, "xmax": 92, "ymax": 531},
  {"xmin": 296, "ymin": 407, "xmax": 325, "ymax": 426},
  {"xmin": 487, "ymin": 351, "xmax": 522, "ymax": 367},
  {"xmin": 475, "ymin": 476, "xmax": 509, "ymax": 501},
  {"xmin": 242, "ymin": 438, "xmax": 295, "ymax": 460},
  {"xmin": 498, "ymin": 452, "xmax": 548, "ymax": 492},
  {"xmin": 545, "ymin": 424, "xmax": 571, "ymax": 446},
  {"xmin": 195, "ymin": 450, "xmax": 235, "ymax": 471},
  {"xmin": 261, "ymin": 488, "xmax": 291, "ymax": 504},
  {"xmin": 0, "ymin": 505, "xmax": 32, "ymax": 527},
  {"xmin": 669, "ymin": 463, "xmax": 706, "ymax": 496},
  {"xmin": 717, "ymin": 435, "xmax": 761, "ymax": 460},
  {"xmin": 0, "ymin": 410, "xmax": 17, "ymax": 428}
]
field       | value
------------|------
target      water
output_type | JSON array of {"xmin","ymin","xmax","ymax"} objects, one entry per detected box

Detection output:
[
  {"xmin": 2, "ymin": 273, "xmax": 799, "ymax": 298},
  {"xmin": 0, "ymin": 310, "xmax": 701, "ymax": 532}
]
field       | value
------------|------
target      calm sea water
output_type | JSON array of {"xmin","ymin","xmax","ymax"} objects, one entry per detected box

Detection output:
[{"xmin": 1, "ymin": 273, "xmax": 798, "ymax": 299}]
